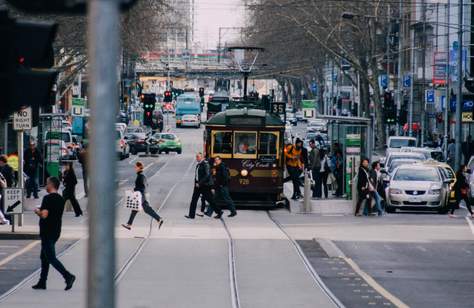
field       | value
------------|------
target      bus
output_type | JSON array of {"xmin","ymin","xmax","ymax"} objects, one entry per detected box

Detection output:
[{"xmin": 175, "ymin": 94, "xmax": 201, "ymax": 127}]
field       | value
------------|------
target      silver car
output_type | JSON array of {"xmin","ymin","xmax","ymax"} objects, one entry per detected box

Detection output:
[{"xmin": 386, "ymin": 165, "xmax": 450, "ymax": 213}]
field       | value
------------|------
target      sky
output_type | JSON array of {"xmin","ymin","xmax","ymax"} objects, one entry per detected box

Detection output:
[{"xmin": 194, "ymin": 0, "xmax": 246, "ymax": 50}]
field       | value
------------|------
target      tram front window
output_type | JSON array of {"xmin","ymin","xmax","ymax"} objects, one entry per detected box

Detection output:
[
  {"xmin": 259, "ymin": 132, "xmax": 279, "ymax": 158},
  {"xmin": 213, "ymin": 131, "xmax": 233, "ymax": 156},
  {"xmin": 234, "ymin": 132, "xmax": 257, "ymax": 157}
]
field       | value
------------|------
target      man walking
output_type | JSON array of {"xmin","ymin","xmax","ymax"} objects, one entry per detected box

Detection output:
[
  {"xmin": 77, "ymin": 144, "xmax": 88, "ymax": 197},
  {"xmin": 284, "ymin": 139, "xmax": 304, "ymax": 200},
  {"xmin": 185, "ymin": 153, "xmax": 222, "ymax": 219},
  {"xmin": 211, "ymin": 156, "xmax": 237, "ymax": 217},
  {"xmin": 24, "ymin": 141, "xmax": 42, "ymax": 199},
  {"xmin": 308, "ymin": 140, "xmax": 321, "ymax": 198},
  {"xmin": 32, "ymin": 177, "xmax": 76, "ymax": 291}
]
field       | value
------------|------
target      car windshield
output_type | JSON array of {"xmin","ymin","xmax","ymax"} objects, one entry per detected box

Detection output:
[
  {"xmin": 388, "ymin": 160, "xmax": 419, "ymax": 173},
  {"xmin": 160, "ymin": 134, "xmax": 176, "ymax": 140},
  {"xmin": 393, "ymin": 168, "xmax": 439, "ymax": 181},
  {"xmin": 389, "ymin": 138, "xmax": 416, "ymax": 148}
]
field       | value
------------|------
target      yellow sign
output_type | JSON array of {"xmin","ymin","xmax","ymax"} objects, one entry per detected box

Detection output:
[{"xmin": 462, "ymin": 112, "xmax": 473, "ymax": 122}]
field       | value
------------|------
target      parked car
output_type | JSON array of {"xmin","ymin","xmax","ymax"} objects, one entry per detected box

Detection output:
[
  {"xmin": 152, "ymin": 133, "xmax": 182, "ymax": 154},
  {"xmin": 386, "ymin": 164, "xmax": 450, "ymax": 213},
  {"xmin": 116, "ymin": 129, "xmax": 130, "ymax": 159},
  {"xmin": 44, "ymin": 130, "xmax": 78, "ymax": 159},
  {"xmin": 125, "ymin": 133, "xmax": 159, "ymax": 155},
  {"xmin": 44, "ymin": 140, "xmax": 74, "ymax": 161},
  {"xmin": 180, "ymin": 114, "xmax": 200, "ymax": 128}
]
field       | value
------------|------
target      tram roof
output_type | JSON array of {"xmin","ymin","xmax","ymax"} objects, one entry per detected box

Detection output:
[{"xmin": 206, "ymin": 108, "xmax": 285, "ymax": 127}]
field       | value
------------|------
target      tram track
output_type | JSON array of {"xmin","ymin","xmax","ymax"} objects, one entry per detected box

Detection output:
[
  {"xmin": 266, "ymin": 211, "xmax": 345, "ymax": 308},
  {"xmin": 220, "ymin": 218, "xmax": 241, "ymax": 308}
]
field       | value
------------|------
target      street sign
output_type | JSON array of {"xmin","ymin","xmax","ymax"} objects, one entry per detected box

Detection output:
[
  {"xmin": 3, "ymin": 188, "xmax": 23, "ymax": 214},
  {"xmin": 72, "ymin": 106, "xmax": 84, "ymax": 116},
  {"xmin": 425, "ymin": 89, "xmax": 435, "ymax": 104},
  {"xmin": 13, "ymin": 107, "xmax": 32, "ymax": 130},
  {"xmin": 379, "ymin": 74, "xmax": 388, "ymax": 89},
  {"xmin": 270, "ymin": 102, "xmax": 285, "ymax": 114},
  {"xmin": 403, "ymin": 74, "xmax": 411, "ymax": 88}
]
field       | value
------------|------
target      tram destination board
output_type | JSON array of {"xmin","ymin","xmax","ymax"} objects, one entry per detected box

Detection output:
[{"xmin": 228, "ymin": 117, "xmax": 264, "ymax": 126}]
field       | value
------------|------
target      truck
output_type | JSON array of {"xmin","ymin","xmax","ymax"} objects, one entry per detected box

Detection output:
[{"xmin": 175, "ymin": 94, "xmax": 201, "ymax": 127}]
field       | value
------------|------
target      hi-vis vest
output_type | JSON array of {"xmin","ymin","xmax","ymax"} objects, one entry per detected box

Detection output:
[{"xmin": 284, "ymin": 145, "xmax": 302, "ymax": 168}]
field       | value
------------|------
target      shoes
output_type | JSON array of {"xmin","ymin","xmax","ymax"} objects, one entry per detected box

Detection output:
[
  {"xmin": 214, "ymin": 213, "xmax": 223, "ymax": 219},
  {"xmin": 184, "ymin": 215, "xmax": 194, "ymax": 219},
  {"xmin": 65, "ymin": 274, "xmax": 76, "ymax": 291},
  {"xmin": 228, "ymin": 212, "xmax": 237, "ymax": 217},
  {"xmin": 157, "ymin": 219, "xmax": 164, "ymax": 229},
  {"xmin": 448, "ymin": 214, "xmax": 457, "ymax": 218},
  {"xmin": 121, "ymin": 224, "xmax": 131, "ymax": 230},
  {"xmin": 196, "ymin": 212, "xmax": 204, "ymax": 217},
  {"xmin": 75, "ymin": 214, "xmax": 83, "ymax": 217},
  {"xmin": 32, "ymin": 282, "xmax": 46, "ymax": 290}
]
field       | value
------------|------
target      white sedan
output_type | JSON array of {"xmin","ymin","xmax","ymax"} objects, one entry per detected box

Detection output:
[{"xmin": 180, "ymin": 114, "xmax": 200, "ymax": 128}]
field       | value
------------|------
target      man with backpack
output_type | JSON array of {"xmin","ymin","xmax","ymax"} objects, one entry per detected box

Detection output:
[{"xmin": 211, "ymin": 156, "xmax": 237, "ymax": 217}]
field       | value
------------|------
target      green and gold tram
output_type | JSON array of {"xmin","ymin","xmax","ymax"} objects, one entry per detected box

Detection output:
[{"xmin": 204, "ymin": 108, "xmax": 287, "ymax": 207}]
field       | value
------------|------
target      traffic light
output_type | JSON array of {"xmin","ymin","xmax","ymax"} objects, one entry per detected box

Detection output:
[
  {"xmin": 199, "ymin": 87, "xmax": 205, "ymax": 97},
  {"xmin": 164, "ymin": 90, "xmax": 172, "ymax": 103},
  {"xmin": 383, "ymin": 91, "xmax": 396, "ymax": 124},
  {"xmin": 0, "ymin": 11, "xmax": 58, "ymax": 119},
  {"xmin": 141, "ymin": 93, "xmax": 155, "ymax": 126}
]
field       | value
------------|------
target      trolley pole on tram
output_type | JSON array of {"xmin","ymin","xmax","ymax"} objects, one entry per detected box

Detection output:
[{"xmin": 87, "ymin": 0, "xmax": 120, "ymax": 307}]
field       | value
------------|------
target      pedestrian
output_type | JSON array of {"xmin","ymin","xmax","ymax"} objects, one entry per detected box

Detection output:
[
  {"xmin": 331, "ymin": 150, "xmax": 344, "ymax": 197},
  {"xmin": 24, "ymin": 141, "xmax": 42, "ymax": 199},
  {"xmin": 284, "ymin": 139, "xmax": 304, "ymax": 200},
  {"xmin": 77, "ymin": 144, "xmax": 88, "ymax": 197},
  {"xmin": 308, "ymin": 140, "xmax": 321, "ymax": 199},
  {"xmin": 122, "ymin": 161, "xmax": 164, "ymax": 230},
  {"xmin": 447, "ymin": 139, "xmax": 455, "ymax": 168},
  {"xmin": 449, "ymin": 165, "xmax": 474, "ymax": 218},
  {"xmin": 32, "ymin": 177, "xmax": 76, "ymax": 291},
  {"xmin": 368, "ymin": 161, "xmax": 384, "ymax": 216},
  {"xmin": 0, "ymin": 175, "xmax": 9, "ymax": 225},
  {"xmin": 185, "ymin": 152, "xmax": 222, "ymax": 219},
  {"xmin": 462, "ymin": 135, "xmax": 473, "ymax": 164},
  {"xmin": 211, "ymin": 156, "xmax": 237, "ymax": 217},
  {"xmin": 0, "ymin": 155, "xmax": 14, "ymax": 187},
  {"xmin": 62, "ymin": 162, "xmax": 83, "ymax": 217},
  {"xmin": 319, "ymin": 149, "xmax": 330, "ymax": 199},
  {"xmin": 355, "ymin": 158, "xmax": 373, "ymax": 216}
]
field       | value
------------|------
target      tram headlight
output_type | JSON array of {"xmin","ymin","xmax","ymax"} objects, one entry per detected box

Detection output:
[{"xmin": 241, "ymin": 169, "xmax": 249, "ymax": 177}]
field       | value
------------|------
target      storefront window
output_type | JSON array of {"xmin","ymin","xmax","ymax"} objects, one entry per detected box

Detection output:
[
  {"xmin": 212, "ymin": 131, "xmax": 233, "ymax": 157},
  {"xmin": 234, "ymin": 132, "xmax": 257, "ymax": 158}
]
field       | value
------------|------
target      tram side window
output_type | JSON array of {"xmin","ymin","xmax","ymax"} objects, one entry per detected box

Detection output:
[
  {"xmin": 259, "ymin": 132, "xmax": 278, "ymax": 157},
  {"xmin": 234, "ymin": 132, "xmax": 257, "ymax": 155},
  {"xmin": 213, "ymin": 131, "xmax": 233, "ymax": 155}
]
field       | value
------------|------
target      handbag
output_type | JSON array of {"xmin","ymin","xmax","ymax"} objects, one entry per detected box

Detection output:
[
  {"xmin": 125, "ymin": 190, "xmax": 143, "ymax": 211},
  {"xmin": 460, "ymin": 187, "xmax": 469, "ymax": 198}
]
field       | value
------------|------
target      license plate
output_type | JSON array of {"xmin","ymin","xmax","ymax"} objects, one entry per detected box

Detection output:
[{"xmin": 408, "ymin": 197, "xmax": 419, "ymax": 202}]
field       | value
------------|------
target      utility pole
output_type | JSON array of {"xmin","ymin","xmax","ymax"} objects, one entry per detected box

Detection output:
[
  {"xmin": 421, "ymin": 0, "xmax": 426, "ymax": 146},
  {"xmin": 455, "ymin": 0, "xmax": 463, "ymax": 170},
  {"xmin": 396, "ymin": 0, "xmax": 404, "ymax": 136},
  {"xmin": 87, "ymin": 0, "xmax": 119, "ymax": 307},
  {"xmin": 409, "ymin": 24, "xmax": 415, "ymax": 137},
  {"xmin": 444, "ymin": 1, "xmax": 450, "ymax": 158}
]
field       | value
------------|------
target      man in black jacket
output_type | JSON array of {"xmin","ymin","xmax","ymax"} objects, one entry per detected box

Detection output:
[
  {"xmin": 24, "ymin": 142, "xmax": 42, "ymax": 199},
  {"xmin": 211, "ymin": 156, "xmax": 237, "ymax": 217},
  {"xmin": 186, "ymin": 153, "xmax": 222, "ymax": 219}
]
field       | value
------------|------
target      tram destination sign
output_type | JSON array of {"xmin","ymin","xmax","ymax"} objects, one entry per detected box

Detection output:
[
  {"xmin": 270, "ymin": 102, "xmax": 285, "ymax": 114},
  {"xmin": 228, "ymin": 117, "xmax": 264, "ymax": 126}
]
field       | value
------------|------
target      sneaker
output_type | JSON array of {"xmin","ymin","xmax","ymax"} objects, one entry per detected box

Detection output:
[
  {"xmin": 196, "ymin": 212, "xmax": 204, "ymax": 217},
  {"xmin": 228, "ymin": 212, "xmax": 237, "ymax": 217},
  {"xmin": 32, "ymin": 282, "xmax": 46, "ymax": 290},
  {"xmin": 184, "ymin": 215, "xmax": 194, "ymax": 219},
  {"xmin": 214, "ymin": 213, "xmax": 223, "ymax": 219},
  {"xmin": 157, "ymin": 219, "xmax": 164, "ymax": 229},
  {"xmin": 65, "ymin": 274, "xmax": 76, "ymax": 291},
  {"xmin": 121, "ymin": 224, "xmax": 131, "ymax": 230},
  {"xmin": 448, "ymin": 214, "xmax": 457, "ymax": 218}
]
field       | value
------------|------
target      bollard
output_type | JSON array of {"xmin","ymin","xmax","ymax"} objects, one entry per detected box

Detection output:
[{"xmin": 303, "ymin": 169, "xmax": 311, "ymax": 213}]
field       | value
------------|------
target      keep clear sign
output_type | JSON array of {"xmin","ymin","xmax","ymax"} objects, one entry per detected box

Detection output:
[{"xmin": 13, "ymin": 107, "xmax": 32, "ymax": 130}]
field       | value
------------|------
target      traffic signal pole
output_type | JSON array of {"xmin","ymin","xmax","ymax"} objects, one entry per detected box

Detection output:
[
  {"xmin": 87, "ymin": 0, "xmax": 120, "ymax": 307},
  {"xmin": 455, "ymin": 0, "xmax": 463, "ymax": 170}
]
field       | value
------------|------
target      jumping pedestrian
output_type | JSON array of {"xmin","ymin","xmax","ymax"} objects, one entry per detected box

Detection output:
[
  {"xmin": 212, "ymin": 156, "xmax": 236, "ymax": 217},
  {"xmin": 449, "ymin": 164, "xmax": 474, "ymax": 218},
  {"xmin": 32, "ymin": 177, "xmax": 76, "ymax": 291},
  {"xmin": 122, "ymin": 162, "xmax": 164, "ymax": 230},
  {"xmin": 185, "ymin": 152, "xmax": 222, "ymax": 219},
  {"xmin": 62, "ymin": 162, "xmax": 83, "ymax": 217}
]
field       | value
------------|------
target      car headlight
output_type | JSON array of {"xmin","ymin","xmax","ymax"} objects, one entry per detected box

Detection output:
[
  {"xmin": 428, "ymin": 189, "xmax": 441, "ymax": 195},
  {"xmin": 241, "ymin": 169, "xmax": 248, "ymax": 177},
  {"xmin": 389, "ymin": 188, "xmax": 402, "ymax": 195}
]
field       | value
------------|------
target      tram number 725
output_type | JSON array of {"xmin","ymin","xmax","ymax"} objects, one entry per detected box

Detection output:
[{"xmin": 239, "ymin": 178, "xmax": 250, "ymax": 185}]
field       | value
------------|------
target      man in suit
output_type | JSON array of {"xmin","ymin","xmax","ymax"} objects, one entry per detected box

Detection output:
[{"xmin": 185, "ymin": 153, "xmax": 222, "ymax": 219}]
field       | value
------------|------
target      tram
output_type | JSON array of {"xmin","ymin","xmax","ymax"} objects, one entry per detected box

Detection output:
[{"xmin": 204, "ymin": 107, "xmax": 287, "ymax": 207}]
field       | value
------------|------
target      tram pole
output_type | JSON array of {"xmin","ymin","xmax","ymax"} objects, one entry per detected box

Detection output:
[
  {"xmin": 87, "ymin": 0, "xmax": 119, "ymax": 307},
  {"xmin": 303, "ymin": 169, "xmax": 311, "ymax": 213}
]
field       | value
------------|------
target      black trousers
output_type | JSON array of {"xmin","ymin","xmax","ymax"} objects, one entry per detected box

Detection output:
[
  {"xmin": 335, "ymin": 171, "xmax": 344, "ymax": 196},
  {"xmin": 188, "ymin": 185, "xmax": 220, "ymax": 218},
  {"xmin": 63, "ymin": 187, "xmax": 83, "ymax": 216},
  {"xmin": 355, "ymin": 191, "xmax": 371, "ymax": 215},
  {"xmin": 213, "ymin": 186, "xmax": 236, "ymax": 214},
  {"xmin": 312, "ymin": 169, "xmax": 322, "ymax": 198},
  {"xmin": 82, "ymin": 168, "xmax": 88, "ymax": 196},
  {"xmin": 287, "ymin": 167, "xmax": 302, "ymax": 197},
  {"xmin": 127, "ymin": 199, "xmax": 161, "ymax": 225},
  {"xmin": 39, "ymin": 237, "xmax": 72, "ymax": 283},
  {"xmin": 451, "ymin": 196, "xmax": 474, "ymax": 215},
  {"xmin": 321, "ymin": 171, "xmax": 329, "ymax": 198}
]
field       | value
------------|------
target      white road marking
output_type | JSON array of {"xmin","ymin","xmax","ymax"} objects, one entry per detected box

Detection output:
[
  {"xmin": 415, "ymin": 246, "xmax": 427, "ymax": 252},
  {"xmin": 0, "ymin": 241, "xmax": 39, "ymax": 269},
  {"xmin": 383, "ymin": 245, "xmax": 394, "ymax": 251},
  {"xmin": 465, "ymin": 217, "xmax": 474, "ymax": 236},
  {"xmin": 128, "ymin": 156, "xmax": 138, "ymax": 165}
]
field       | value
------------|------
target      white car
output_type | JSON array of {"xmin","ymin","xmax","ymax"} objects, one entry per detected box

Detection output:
[
  {"xmin": 116, "ymin": 129, "xmax": 130, "ymax": 159},
  {"xmin": 384, "ymin": 152, "xmax": 426, "ymax": 171},
  {"xmin": 386, "ymin": 136, "xmax": 417, "ymax": 157},
  {"xmin": 180, "ymin": 114, "xmax": 200, "ymax": 128},
  {"xmin": 115, "ymin": 123, "xmax": 127, "ymax": 134},
  {"xmin": 386, "ymin": 164, "xmax": 450, "ymax": 213}
]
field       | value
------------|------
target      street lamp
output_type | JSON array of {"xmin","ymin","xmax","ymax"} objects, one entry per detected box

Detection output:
[{"xmin": 226, "ymin": 46, "xmax": 264, "ymax": 99}]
